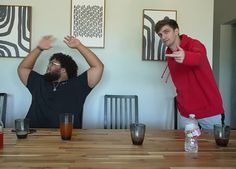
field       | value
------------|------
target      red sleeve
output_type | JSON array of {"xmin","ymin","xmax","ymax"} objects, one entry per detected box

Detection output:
[{"xmin": 182, "ymin": 41, "xmax": 207, "ymax": 66}]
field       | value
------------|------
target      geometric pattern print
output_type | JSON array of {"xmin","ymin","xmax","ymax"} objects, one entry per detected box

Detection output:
[
  {"xmin": 142, "ymin": 13, "xmax": 167, "ymax": 61},
  {"xmin": 73, "ymin": 5, "xmax": 103, "ymax": 38},
  {"xmin": 0, "ymin": 5, "xmax": 31, "ymax": 57}
]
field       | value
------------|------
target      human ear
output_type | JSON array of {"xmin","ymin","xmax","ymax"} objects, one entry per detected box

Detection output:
[
  {"xmin": 175, "ymin": 28, "xmax": 179, "ymax": 36},
  {"xmin": 61, "ymin": 68, "xmax": 66, "ymax": 73}
]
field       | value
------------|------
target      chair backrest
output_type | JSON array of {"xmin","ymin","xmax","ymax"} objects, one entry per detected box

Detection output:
[
  {"xmin": 104, "ymin": 94, "xmax": 139, "ymax": 129},
  {"xmin": 174, "ymin": 96, "xmax": 178, "ymax": 129},
  {"xmin": 0, "ymin": 93, "xmax": 7, "ymax": 126}
]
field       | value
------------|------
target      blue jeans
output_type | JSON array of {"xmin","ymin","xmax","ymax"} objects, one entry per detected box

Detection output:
[{"xmin": 179, "ymin": 113, "xmax": 222, "ymax": 130}]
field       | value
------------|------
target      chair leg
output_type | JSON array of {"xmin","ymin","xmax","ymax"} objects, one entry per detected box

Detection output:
[
  {"xmin": 174, "ymin": 97, "xmax": 178, "ymax": 129},
  {"xmin": 221, "ymin": 113, "xmax": 225, "ymax": 125}
]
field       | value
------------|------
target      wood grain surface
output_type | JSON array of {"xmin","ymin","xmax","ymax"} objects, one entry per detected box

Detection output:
[{"xmin": 0, "ymin": 128, "xmax": 236, "ymax": 169}]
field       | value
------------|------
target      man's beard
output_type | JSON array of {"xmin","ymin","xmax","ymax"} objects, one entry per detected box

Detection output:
[{"xmin": 43, "ymin": 71, "xmax": 60, "ymax": 82}]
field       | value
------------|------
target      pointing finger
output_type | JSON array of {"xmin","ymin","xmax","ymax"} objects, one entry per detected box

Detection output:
[
  {"xmin": 165, "ymin": 54, "xmax": 175, "ymax": 57},
  {"xmin": 166, "ymin": 54, "xmax": 180, "ymax": 58}
]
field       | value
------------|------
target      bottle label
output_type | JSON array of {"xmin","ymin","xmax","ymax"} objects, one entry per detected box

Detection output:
[
  {"xmin": 186, "ymin": 128, "xmax": 201, "ymax": 138},
  {"xmin": 192, "ymin": 128, "xmax": 201, "ymax": 137}
]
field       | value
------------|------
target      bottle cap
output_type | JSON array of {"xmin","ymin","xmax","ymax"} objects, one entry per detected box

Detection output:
[{"xmin": 189, "ymin": 114, "xmax": 195, "ymax": 118}]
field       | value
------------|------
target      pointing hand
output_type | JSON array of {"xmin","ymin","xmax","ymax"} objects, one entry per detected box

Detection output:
[{"xmin": 165, "ymin": 46, "xmax": 185, "ymax": 63}]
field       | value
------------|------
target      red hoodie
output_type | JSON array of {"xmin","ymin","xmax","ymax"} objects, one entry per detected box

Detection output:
[{"xmin": 167, "ymin": 34, "xmax": 224, "ymax": 119}]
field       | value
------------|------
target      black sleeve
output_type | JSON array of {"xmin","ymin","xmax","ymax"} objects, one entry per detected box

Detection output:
[{"xmin": 26, "ymin": 71, "xmax": 42, "ymax": 92}]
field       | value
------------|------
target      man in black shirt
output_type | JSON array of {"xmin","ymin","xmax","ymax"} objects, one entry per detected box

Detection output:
[{"xmin": 18, "ymin": 35, "xmax": 104, "ymax": 128}]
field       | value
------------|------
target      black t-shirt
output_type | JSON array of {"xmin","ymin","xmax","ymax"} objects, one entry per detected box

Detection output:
[{"xmin": 26, "ymin": 71, "xmax": 92, "ymax": 128}]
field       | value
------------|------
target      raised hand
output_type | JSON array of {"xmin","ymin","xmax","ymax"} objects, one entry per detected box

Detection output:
[
  {"xmin": 38, "ymin": 35, "xmax": 55, "ymax": 50},
  {"xmin": 64, "ymin": 35, "xmax": 82, "ymax": 48},
  {"xmin": 165, "ymin": 46, "xmax": 185, "ymax": 63}
]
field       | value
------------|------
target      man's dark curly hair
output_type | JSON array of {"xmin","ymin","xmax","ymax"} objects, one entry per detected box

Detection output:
[
  {"xmin": 155, "ymin": 17, "xmax": 179, "ymax": 34},
  {"xmin": 50, "ymin": 53, "xmax": 78, "ymax": 79}
]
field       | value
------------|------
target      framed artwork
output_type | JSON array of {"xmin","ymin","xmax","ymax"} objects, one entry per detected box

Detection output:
[
  {"xmin": 71, "ymin": 0, "xmax": 105, "ymax": 48},
  {"xmin": 142, "ymin": 9, "xmax": 177, "ymax": 61},
  {"xmin": 0, "ymin": 5, "xmax": 32, "ymax": 58}
]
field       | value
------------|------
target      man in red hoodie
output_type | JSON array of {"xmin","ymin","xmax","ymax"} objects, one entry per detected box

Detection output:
[{"xmin": 155, "ymin": 17, "xmax": 224, "ymax": 130}]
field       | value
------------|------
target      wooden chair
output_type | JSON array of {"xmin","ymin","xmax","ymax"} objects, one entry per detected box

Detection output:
[
  {"xmin": 104, "ymin": 94, "xmax": 139, "ymax": 129},
  {"xmin": 0, "ymin": 93, "xmax": 7, "ymax": 126}
]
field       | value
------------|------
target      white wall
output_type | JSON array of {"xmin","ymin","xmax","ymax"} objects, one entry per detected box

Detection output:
[
  {"xmin": 0, "ymin": 0, "xmax": 214, "ymax": 128},
  {"xmin": 219, "ymin": 25, "xmax": 236, "ymax": 128},
  {"xmin": 219, "ymin": 25, "xmax": 233, "ymax": 126}
]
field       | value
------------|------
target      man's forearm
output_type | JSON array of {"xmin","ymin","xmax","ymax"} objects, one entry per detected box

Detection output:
[
  {"xmin": 17, "ymin": 47, "xmax": 43, "ymax": 85},
  {"xmin": 18, "ymin": 47, "xmax": 42, "ymax": 70}
]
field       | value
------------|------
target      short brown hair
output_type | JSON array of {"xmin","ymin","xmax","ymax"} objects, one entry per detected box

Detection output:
[{"xmin": 155, "ymin": 17, "xmax": 179, "ymax": 33}]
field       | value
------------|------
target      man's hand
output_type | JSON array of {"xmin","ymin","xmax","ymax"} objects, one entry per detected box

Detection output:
[
  {"xmin": 165, "ymin": 46, "xmax": 185, "ymax": 63},
  {"xmin": 18, "ymin": 35, "xmax": 54, "ymax": 86},
  {"xmin": 38, "ymin": 35, "xmax": 54, "ymax": 50},
  {"xmin": 64, "ymin": 36, "xmax": 81, "ymax": 48},
  {"xmin": 63, "ymin": 35, "xmax": 104, "ymax": 88}
]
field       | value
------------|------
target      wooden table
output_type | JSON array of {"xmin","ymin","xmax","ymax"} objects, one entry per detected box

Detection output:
[{"xmin": 0, "ymin": 128, "xmax": 236, "ymax": 169}]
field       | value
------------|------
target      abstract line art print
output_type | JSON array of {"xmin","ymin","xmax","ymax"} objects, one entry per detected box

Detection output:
[
  {"xmin": 142, "ymin": 10, "xmax": 176, "ymax": 61},
  {"xmin": 71, "ymin": 0, "xmax": 105, "ymax": 48},
  {"xmin": 0, "ymin": 5, "xmax": 32, "ymax": 58}
]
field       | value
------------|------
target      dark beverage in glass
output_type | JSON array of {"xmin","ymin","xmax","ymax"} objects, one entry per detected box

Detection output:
[
  {"xmin": 16, "ymin": 131, "xmax": 28, "ymax": 139},
  {"xmin": 15, "ymin": 119, "xmax": 30, "ymax": 139},
  {"xmin": 214, "ymin": 124, "xmax": 230, "ymax": 147},
  {"xmin": 60, "ymin": 123, "xmax": 73, "ymax": 140},
  {"xmin": 215, "ymin": 138, "xmax": 229, "ymax": 147}
]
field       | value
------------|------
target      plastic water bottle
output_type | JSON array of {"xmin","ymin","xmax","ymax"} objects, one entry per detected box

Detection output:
[
  {"xmin": 0, "ymin": 120, "xmax": 3, "ymax": 149},
  {"xmin": 184, "ymin": 114, "xmax": 201, "ymax": 152}
]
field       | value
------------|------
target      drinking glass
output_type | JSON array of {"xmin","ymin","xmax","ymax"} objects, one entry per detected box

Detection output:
[
  {"xmin": 15, "ymin": 118, "xmax": 30, "ymax": 139},
  {"xmin": 59, "ymin": 113, "xmax": 74, "ymax": 140},
  {"xmin": 214, "ymin": 124, "xmax": 230, "ymax": 147},
  {"xmin": 130, "ymin": 123, "xmax": 146, "ymax": 145}
]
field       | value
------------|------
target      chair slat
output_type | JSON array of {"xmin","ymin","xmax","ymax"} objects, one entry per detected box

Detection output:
[
  {"xmin": 0, "ymin": 93, "xmax": 7, "ymax": 126},
  {"xmin": 104, "ymin": 95, "xmax": 139, "ymax": 129}
]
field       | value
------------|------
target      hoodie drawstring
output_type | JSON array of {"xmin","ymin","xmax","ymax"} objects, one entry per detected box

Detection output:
[{"xmin": 161, "ymin": 64, "xmax": 170, "ymax": 83}]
